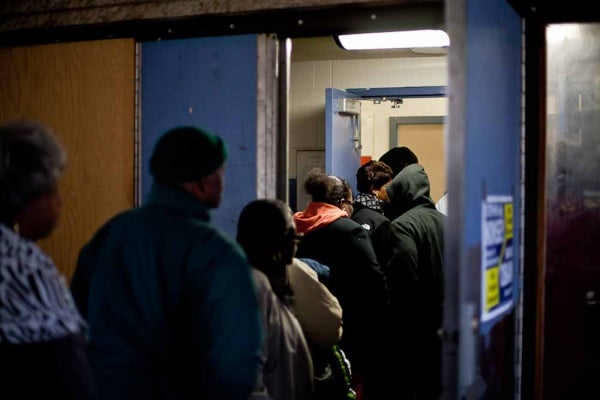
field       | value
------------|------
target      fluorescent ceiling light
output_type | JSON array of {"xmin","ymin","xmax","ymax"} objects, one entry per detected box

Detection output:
[{"xmin": 336, "ymin": 30, "xmax": 450, "ymax": 50}]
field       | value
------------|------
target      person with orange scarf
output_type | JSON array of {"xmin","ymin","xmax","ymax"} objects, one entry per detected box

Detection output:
[{"xmin": 293, "ymin": 168, "xmax": 389, "ymax": 400}]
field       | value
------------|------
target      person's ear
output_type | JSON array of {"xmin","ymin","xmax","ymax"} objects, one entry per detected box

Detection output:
[{"xmin": 181, "ymin": 180, "xmax": 205, "ymax": 200}]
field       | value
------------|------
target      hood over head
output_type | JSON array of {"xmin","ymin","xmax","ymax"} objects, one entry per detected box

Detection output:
[
  {"xmin": 378, "ymin": 146, "xmax": 418, "ymax": 177},
  {"xmin": 385, "ymin": 163, "xmax": 435, "ymax": 216}
]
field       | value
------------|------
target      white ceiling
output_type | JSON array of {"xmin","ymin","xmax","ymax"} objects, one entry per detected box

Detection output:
[{"xmin": 291, "ymin": 35, "xmax": 447, "ymax": 61}]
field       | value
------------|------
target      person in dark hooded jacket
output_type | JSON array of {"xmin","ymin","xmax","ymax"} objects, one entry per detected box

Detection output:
[
  {"xmin": 378, "ymin": 146, "xmax": 419, "ymax": 220},
  {"xmin": 384, "ymin": 163, "xmax": 445, "ymax": 400}
]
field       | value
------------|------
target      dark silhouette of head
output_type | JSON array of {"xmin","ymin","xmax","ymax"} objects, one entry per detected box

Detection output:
[
  {"xmin": 237, "ymin": 198, "xmax": 299, "ymax": 301},
  {"xmin": 0, "ymin": 120, "xmax": 66, "ymax": 240},
  {"xmin": 378, "ymin": 146, "xmax": 419, "ymax": 177},
  {"xmin": 150, "ymin": 126, "xmax": 227, "ymax": 185}
]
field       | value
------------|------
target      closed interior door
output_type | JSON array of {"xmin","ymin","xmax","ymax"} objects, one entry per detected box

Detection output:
[
  {"xmin": 396, "ymin": 122, "xmax": 445, "ymax": 203},
  {"xmin": 0, "ymin": 39, "xmax": 135, "ymax": 280}
]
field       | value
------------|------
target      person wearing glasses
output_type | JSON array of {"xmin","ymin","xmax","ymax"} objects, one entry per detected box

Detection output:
[
  {"xmin": 237, "ymin": 198, "xmax": 348, "ymax": 400},
  {"xmin": 293, "ymin": 168, "xmax": 389, "ymax": 400}
]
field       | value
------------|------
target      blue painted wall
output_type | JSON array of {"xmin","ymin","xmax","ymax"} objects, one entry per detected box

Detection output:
[
  {"xmin": 457, "ymin": 0, "xmax": 522, "ymax": 396},
  {"xmin": 466, "ymin": 0, "xmax": 522, "ymax": 334},
  {"xmin": 141, "ymin": 35, "xmax": 258, "ymax": 238},
  {"xmin": 466, "ymin": 1, "xmax": 521, "ymax": 252}
]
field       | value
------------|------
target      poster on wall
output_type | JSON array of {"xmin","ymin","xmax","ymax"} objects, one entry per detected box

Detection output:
[{"xmin": 481, "ymin": 195, "xmax": 515, "ymax": 323}]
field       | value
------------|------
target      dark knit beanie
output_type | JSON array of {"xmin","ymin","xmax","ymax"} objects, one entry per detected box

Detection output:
[
  {"xmin": 150, "ymin": 126, "xmax": 227, "ymax": 185},
  {"xmin": 378, "ymin": 146, "xmax": 419, "ymax": 177}
]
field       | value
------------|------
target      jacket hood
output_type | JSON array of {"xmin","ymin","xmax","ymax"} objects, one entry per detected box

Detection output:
[
  {"xmin": 385, "ymin": 163, "xmax": 435, "ymax": 216},
  {"xmin": 293, "ymin": 202, "xmax": 347, "ymax": 234}
]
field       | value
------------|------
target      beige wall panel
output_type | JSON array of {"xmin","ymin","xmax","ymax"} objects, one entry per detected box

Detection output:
[
  {"xmin": 291, "ymin": 61, "xmax": 316, "ymax": 90},
  {"xmin": 332, "ymin": 57, "xmax": 447, "ymax": 88},
  {"xmin": 397, "ymin": 123, "xmax": 446, "ymax": 202},
  {"xmin": 0, "ymin": 39, "xmax": 135, "ymax": 280}
]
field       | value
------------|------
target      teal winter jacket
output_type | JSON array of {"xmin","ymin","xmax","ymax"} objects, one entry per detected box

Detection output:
[{"xmin": 71, "ymin": 184, "xmax": 262, "ymax": 400}]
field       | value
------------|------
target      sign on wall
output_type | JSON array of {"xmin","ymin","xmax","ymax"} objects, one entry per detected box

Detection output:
[{"xmin": 481, "ymin": 195, "xmax": 515, "ymax": 322}]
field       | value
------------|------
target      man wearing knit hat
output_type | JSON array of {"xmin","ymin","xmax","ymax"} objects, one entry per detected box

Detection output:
[{"xmin": 71, "ymin": 126, "xmax": 263, "ymax": 400}]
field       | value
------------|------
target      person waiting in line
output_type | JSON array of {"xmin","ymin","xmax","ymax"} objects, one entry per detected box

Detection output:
[
  {"xmin": 237, "ymin": 199, "xmax": 349, "ymax": 400},
  {"xmin": 0, "ymin": 120, "xmax": 97, "ymax": 399},
  {"xmin": 70, "ymin": 126, "xmax": 262, "ymax": 400},
  {"xmin": 338, "ymin": 177, "xmax": 355, "ymax": 217},
  {"xmin": 378, "ymin": 146, "xmax": 419, "ymax": 178},
  {"xmin": 378, "ymin": 146, "xmax": 419, "ymax": 220},
  {"xmin": 351, "ymin": 160, "xmax": 394, "ymax": 266},
  {"xmin": 293, "ymin": 168, "xmax": 389, "ymax": 400},
  {"xmin": 237, "ymin": 199, "xmax": 314, "ymax": 400},
  {"xmin": 383, "ymin": 163, "xmax": 446, "ymax": 400}
]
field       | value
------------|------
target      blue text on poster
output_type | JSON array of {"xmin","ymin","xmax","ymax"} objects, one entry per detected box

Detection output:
[{"xmin": 481, "ymin": 195, "xmax": 514, "ymax": 322}]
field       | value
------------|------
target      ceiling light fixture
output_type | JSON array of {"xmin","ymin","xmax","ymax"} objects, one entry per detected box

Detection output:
[{"xmin": 335, "ymin": 30, "xmax": 450, "ymax": 50}]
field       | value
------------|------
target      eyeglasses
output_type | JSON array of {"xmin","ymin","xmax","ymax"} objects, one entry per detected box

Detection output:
[
  {"xmin": 292, "ymin": 233, "xmax": 303, "ymax": 244},
  {"xmin": 285, "ymin": 229, "xmax": 303, "ymax": 244}
]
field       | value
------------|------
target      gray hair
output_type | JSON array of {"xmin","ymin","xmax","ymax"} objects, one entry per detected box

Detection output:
[{"xmin": 0, "ymin": 120, "xmax": 66, "ymax": 224}]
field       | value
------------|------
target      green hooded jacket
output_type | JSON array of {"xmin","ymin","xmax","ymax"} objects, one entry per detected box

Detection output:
[{"xmin": 384, "ymin": 163, "xmax": 446, "ymax": 400}]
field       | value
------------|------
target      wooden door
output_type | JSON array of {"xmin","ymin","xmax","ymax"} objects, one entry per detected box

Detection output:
[
  {"xmin": 0, "ymin": 39, "xmax": 135, "ymax": 280},
  {"xmin": 392, "ymin": 118, "xmax": 445, "ymax": 203}
]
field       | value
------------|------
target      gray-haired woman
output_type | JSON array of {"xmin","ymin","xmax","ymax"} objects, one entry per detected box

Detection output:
[{"xmin": 0, "ymin": 120, "xmax": 97, "ymax": 399}]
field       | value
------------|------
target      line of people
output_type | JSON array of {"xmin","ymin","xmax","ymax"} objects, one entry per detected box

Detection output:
[{"xmin": 0, "ymin": 120, "xmax": 445, "ymax": 400}]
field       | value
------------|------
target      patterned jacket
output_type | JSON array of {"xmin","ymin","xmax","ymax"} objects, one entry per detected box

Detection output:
[{"xmin": 0, "ymin": 224, "xmax": 97, "ymax": 399}]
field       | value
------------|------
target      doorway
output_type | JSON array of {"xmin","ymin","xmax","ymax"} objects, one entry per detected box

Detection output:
[{"xmin": 288, "ymin": 35, "xmax": 448, "ymax": 211}]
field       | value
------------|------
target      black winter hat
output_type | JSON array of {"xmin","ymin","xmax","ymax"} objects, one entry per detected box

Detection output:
[
  {"xmin": 378, "ymin": 146, "xmax": 419, "ymax": 177},
  {"xmin": 150, "ymin": 126, "xmax": 227, "ymax": 185}
]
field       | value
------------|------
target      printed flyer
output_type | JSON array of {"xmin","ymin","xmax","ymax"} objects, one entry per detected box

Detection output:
[{"xmin": 481, "ymin": 195, "xmax": 515, "ymax": 322}]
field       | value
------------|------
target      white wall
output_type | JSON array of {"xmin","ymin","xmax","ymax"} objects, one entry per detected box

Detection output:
[{"xmin": 289, "ymin": 55, "xmax": 448, "ymax": 178}]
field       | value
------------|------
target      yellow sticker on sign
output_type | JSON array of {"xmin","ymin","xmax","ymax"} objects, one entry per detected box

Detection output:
[
  {"xmin": 486, "ymin": 266, "xmax": 500, "ymax": 311},
  {"xmin": 504, "ymin": 203, "xmax": 513, "ymax": 239}
]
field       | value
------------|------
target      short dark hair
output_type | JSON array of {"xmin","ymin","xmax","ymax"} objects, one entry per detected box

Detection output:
[
  {"xmin": 303, "ymin": 168, "xmax": 348, "ymax": 205},
  {"xmin": 0, "ymin": 120, "xmax": 66, "ymax": 224},
  {"xmin": 378, "ymin": 146, "xmax": 418, "ymax": 177},
  {"xmin": 356, "ymin": 160, "xmax": 393, "ymax": 193},
  {"xmin": 237, "ymin": 198, "xmax": 297, "ymax": 271}
]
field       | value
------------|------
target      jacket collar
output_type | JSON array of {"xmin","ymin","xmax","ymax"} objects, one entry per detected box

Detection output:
[{"xmin": 145, "ymin": 183, "xmax": 211, "ymax": 221}]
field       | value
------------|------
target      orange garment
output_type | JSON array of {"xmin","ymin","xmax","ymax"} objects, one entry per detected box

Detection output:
[{"xmin": 293, "ymin": 202, "xmax": 347, "ymax": 234}]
